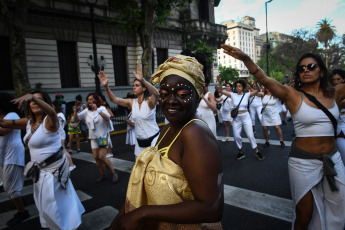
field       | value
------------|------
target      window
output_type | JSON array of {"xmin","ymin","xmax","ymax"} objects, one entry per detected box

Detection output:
[
  {"xmin": 198, "ymin": 0, "xmax": 209, "ymax": 21},
  {"xmin": 112, "ymin": 46, "xmax": 128, "ymax": 86},
  {"xmin": 0, "ymin": 36, "xmax": 13, "ymax": 90},
  {"xmin": 57, "ymin": 41, "xmax": 79, "ymax": 88},
  {"xmin": 233, "ymin": 42, "xmax": 236, "ymax": 46},
  {"xmin": 156, "ymin": 48, "xmax": 168, "ymax": 67}
]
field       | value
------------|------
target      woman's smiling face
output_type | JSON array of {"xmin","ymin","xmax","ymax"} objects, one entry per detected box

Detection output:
[{"xmin": 159, "ymin": 75, "xmax": 199, "ymax": 125}]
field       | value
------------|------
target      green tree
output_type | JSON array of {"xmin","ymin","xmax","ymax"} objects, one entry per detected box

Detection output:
[
  {"xmin": 0, "ymin": 0, "xmax": 31, "ymax": 96},
  {"xmin": 218, "ymin": 65, "xmax": 239, "ymax": 84},
  {"xmin": 316, "ymin": 18, "xmax": 336, "ymax": 68},
  {"xmin": 257, "ymin": 53, "xmax": 288, "ymax": 83},
  {"xmin": 110, "ymin": 0, "xmax": 191, "ymax": 80}
]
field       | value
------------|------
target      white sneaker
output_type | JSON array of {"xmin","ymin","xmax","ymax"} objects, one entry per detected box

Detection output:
[
  {"xmin": 69, "ymin": 165, "xmax": 76, "ymax": 172},
  {"xmin": 222, "ymin": 137, "xmax": 230, "ymax": 142},
  {"xmin": 106, "ymin": 153, "xmax": 113, "ymax": 158}
]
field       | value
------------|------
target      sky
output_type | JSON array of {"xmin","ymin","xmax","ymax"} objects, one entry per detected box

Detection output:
[{"xmin": 214, "ymin": 0, "xmax": 345, "ymax": 37}]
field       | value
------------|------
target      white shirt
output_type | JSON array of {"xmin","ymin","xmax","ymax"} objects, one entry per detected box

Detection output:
[
  {"xmin": 77, "ymin": 106, "xmax": 112, "ymax": 139},
  {"xmin": 231, "ymin": 92, "xmax": 250, "ymax": 111},
  {"xmin": 57, "ymin": 112, "xmax": 66, "ymax": 140},
  {"xmin": 23, "ymin": 116, "xmax": 61, "ymax": 163},
  {"xmin": 0, "ymin": 113, "xmax": 25, "ymax": 166},
  {"xmin": 132, "ymin": 99, "xmax": 159, "ymax": 139}
]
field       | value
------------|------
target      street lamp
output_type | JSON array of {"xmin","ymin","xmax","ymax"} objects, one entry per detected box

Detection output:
[
  {"xmin": 86, "ymin": 0, "xmax": 102, "ymax": 96},
  {"xmin": 265, "ymin": 0, "xmax": 273, "ymax": 77}
]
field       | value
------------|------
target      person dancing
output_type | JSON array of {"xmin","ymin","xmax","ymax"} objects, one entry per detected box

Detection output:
[
  {"xmin": 0, "ymin": 90, "xmax": 85, "ymax": 230},
  {"xmin": 221, "ymin": 43, "xmax": 345, "ymax": 229},
  {"xmin": 217, "ymin": 77, "xmax": 264, "ymax": 160},
  {"xmin": 0, "ymin": 93, "xmax": 30, "ymax": 226},
  {"xmin": 109, "ymin": 54, "xmax": 223, "ymax": 229},
  {"xmin": 99, "ymin": 63, "xmax": 160, "ymax": 158}
]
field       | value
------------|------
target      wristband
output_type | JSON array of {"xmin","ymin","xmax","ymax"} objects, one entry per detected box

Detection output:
[
  {"xmin": 105, "ymin": 89, "xmax": 111, "ymax": 95},
  {"xmin": 250, "ymin": 67, "xmax": 260, "ymax": 75}
]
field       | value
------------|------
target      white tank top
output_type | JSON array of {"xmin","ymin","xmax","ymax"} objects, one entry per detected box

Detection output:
[
  {"xmin": 132, "ymin": 98, "xmax": 159, "ymax": 139},
  {"xmin": 292, "ymin": 94, "xmax": 339, "ymax": 137},
  {"xmin": 231, "ymin": 92, "xmax": 250, "ymax": 111},
  {"xmin": 23, "ymin": 116, "xmax": 61, "ymax": 162}
]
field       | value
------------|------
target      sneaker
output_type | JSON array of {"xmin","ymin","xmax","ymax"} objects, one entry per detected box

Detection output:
[
  {"xmin": 282, "ymin": 120, "xmax": 287, "ymax": 125},
  {"xmin": 112, "ymin": 172, "xmax": 119, "ymax": 184},
  {"xmin": 263, "ymin": 142, "xmax": 270, "ymax": 147},
  {"xmin": 68, "ymin": 150, "xmax": 72, "ymax": 154},
  {"xmin": 236, "ymin": 152, "xmax": 245, "ymax": 160},
  {"xmin": 7, "ymin": 210, "xmax": 30, "ymax": 226},
  {"xmin": 280, "ymin": 141, "xmax": 285, "ymax": 147},
  {"xmin": 255, "ymin": 152, "xmax": 265, "ymax": 160},
  {"xmin": 222, "ymin": 137, "xmax": 230, "ymax": 142},
  {"xmin": 106, "ymin": 153, "xmax": 113, "ymax": 158},
  {"xmin": 69, "ymin": 165, "xmax": 76, "ymax": 172},
  {"xmin": 77, "ymin": 149, "xmax": 80, "ymax": 153}
]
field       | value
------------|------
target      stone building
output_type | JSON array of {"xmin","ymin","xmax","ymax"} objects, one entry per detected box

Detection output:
[
  {"xmin": 0, "ymin": 0, "xmax": 227, "ymax": 101},
  {"xmin": 217, "ymin": 16, "xmax": 263, "ymax": 79}
]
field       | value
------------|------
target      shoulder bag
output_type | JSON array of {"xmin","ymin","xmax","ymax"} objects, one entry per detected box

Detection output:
[
  {"xmin": 231, "ymin": 94, "xmax": 245, "ymax": 119},
  {"xmin": 260, "ymin": 95, "xmax": 273, "ymax": 114}
]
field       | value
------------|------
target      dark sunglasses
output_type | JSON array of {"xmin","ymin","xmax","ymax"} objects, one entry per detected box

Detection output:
[{"xmin": 298, "ymin": 63, "xmax": 318, "ymax": 73}]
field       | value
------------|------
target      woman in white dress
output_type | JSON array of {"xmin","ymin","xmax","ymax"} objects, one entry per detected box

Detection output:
[
  {"xmin": 0, "ymin": 90, "xmax": 84, "ymax": 230},
  {"xmin": 198, "ymin": 78, "xmax": 217, "ymax": 137},
  {"xmin": 248, "ymin": 83, "xmax": 263, "ymax": 133},
  {"xmin": 259, "ymin": 88, "xmax": 285, "ymax": 147},
  {"xmin": 99, "ymin": 63, "xmax": 160, "ymax": 158},
  {"xmin": 220, "ymin": 83, "xmax": 233, "ymax": 142},
  {"xmin": 125, "ymin": 111, "xmax": 136, "ymax": 153}
]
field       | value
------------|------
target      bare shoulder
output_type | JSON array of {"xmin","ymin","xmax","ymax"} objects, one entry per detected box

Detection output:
[{"xmin": 180, "ymin": 120, "xmax": 220, "ymax": 152}]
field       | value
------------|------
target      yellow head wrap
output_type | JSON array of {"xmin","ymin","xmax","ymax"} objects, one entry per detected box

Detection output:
[{"xmin": 151, "ymin": 55, "xmax": 205, "ymax": 95}]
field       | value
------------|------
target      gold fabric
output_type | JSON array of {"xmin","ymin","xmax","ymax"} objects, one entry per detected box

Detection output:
[
  {"xmin": 151, "ymin": 55, "xmax": 205, "ymax": 96},
  {"xmin": 125, "ymin": 147, "xmax": 223, "ymax": 229}
]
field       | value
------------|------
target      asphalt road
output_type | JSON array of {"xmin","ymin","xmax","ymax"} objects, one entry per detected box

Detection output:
[{"xmin": 0, "ymin": 117, "xmax": 296, "ymax": 230}]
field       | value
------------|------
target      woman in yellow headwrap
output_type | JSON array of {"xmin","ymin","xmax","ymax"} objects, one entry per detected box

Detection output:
[{"xmin": 109, "ymin": 55, "xmax": 224, "ymax": 230}]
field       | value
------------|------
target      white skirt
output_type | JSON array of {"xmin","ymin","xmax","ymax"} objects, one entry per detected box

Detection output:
[
  {"xmin": 288, "ymin": 152, "xmax": 345, "ymax": 230},
  {"xmin": 261, "ymin": 111, "xmax": 281, "ymax": 126},
  {"xmin": 33, "ymin": 170, "xmax": 85, "ymax": 230},
  {"xmin": 126, "ymin": 127, "xmax": 136, "ymax": 146}
]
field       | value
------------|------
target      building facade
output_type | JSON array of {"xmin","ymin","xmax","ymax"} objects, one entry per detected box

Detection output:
[
  {"xmin": 217, "ymin": 16, "xmax": 263, "ymax": 79},
  {"xmin": 0, "ymin": 0, "xmax": 227, "ymax": 101}
]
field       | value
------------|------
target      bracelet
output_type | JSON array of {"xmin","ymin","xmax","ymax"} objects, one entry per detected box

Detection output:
[
  {"xmin": 250, "ymin": 67, "xmax": 260, "ymax": 75},
  {"xmin": 105, "ymin": 89, "xmax": 111, "ymax": 95}
]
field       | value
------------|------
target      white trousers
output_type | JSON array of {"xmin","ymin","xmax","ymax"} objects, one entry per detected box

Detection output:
[
  {"xmin": 249, "ymin": 104, "xmax": 262, "ymax": 126},
  {"xmin": 232, "ymin": 112, "xmax": 257, "ymax": 149},
  {"xmin": 337, "ymin": 115, "xmax": 345, "ymax": 165}
]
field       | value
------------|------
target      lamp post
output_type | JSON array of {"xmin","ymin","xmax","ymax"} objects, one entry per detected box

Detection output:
[
  {"xmin": 265, "ymin": 0, "xmax": 273, "ymax": 77},
  {"xmin": 86, "ymin": 0, "xmax": 102, "ymax": 96}
]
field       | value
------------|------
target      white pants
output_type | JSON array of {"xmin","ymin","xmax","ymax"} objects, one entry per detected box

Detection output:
[
  {"xmin": 232, "ymin": 112, "xmax": 257, "ymax": 149},
  {"xmin": 249, "ymin": 104, "xmax": 262, "ymax": 126},
  {"xmin": 337, "ymin": 115, "xmax": 345, "ymax": 165}
]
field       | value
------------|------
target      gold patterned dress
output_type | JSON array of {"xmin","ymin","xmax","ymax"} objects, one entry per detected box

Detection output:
[{"xmin": 125, "ymin": 119, "xmax": 223, "ymax": 229}]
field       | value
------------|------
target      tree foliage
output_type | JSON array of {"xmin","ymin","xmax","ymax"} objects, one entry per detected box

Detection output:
[
  {"xmin": 187, "ymin": 39, "xmax": 216, "ymax": 64},
  {"xmin": 218, "ymin": 65, "xmax": 239, "ymax": 84},
  {"xmin": 109, "ymin": 0, "xmax": 192, "ymax": 80},
  {"xmin": 316, "ymin": 18, "xmax": 336, "ymax": 68}
]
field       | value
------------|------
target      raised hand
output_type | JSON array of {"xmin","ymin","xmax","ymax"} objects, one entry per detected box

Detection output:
[
  {"xmin": 98, "ymin": 70, "xmax": 109, "ymax": 87},
  {"xmin": 217, "ymin": 75, "xmax": 222, "ymax": 83},
  {"xmin": 11, "ymin": 94, "xmax": 33, "ymax": 109},
  {"xmin": 133, "ymin": 63, "xmax": 143, "ymax": 81},
  {"xmin": 221, "ymin": 44, "xmax": 250, "ymax": 61}
]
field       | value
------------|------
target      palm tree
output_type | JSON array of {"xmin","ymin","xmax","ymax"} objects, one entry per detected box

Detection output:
[{"xmin": 316, "ymin": 18, "xmax": 336, "ymax": 68}]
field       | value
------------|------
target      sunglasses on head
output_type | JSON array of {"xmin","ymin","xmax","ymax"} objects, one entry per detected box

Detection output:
[{"xmin": 298, "ymin": 63, "xmax": 318, "ymax": 73}]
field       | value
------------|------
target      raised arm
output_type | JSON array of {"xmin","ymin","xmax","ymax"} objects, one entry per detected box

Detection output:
[
  {"xmin": 221, "ymin": 44, "xmax": 302, "ymax": 114},
  {"xmin": 98, "ymin": 71, "xmax": 132, "ymax": 109},
  {"xmin": 12, "ymin": 94, "xmax": 59, "ymax": 132},
  {"xmin": 217, "ymin": 76, "xmax": 232, "ymax": 98},
  {"xmin": 133, "ymin": 63, "xmax": 159, "ymax": 109},
  {"xmin": 0, "ymin": 117, "xmax": 28, "ymax": 130}
]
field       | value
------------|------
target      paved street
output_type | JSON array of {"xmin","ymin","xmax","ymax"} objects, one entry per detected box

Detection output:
[{"xmin": 0, "ymin": 118, "xmax": 295, "ymax": 230}]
